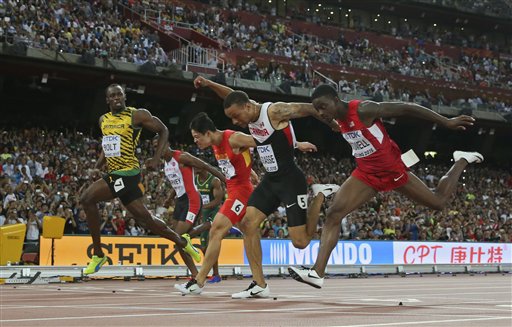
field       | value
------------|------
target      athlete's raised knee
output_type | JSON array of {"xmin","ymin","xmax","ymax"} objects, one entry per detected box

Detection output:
[{"xmin": 292, "ymin": 238, "xmax": 310, "ymax": 249}]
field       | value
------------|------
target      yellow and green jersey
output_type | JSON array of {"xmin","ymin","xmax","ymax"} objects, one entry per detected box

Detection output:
[{"xmin": 100, "ymin": 107, "xmax": 141, "ymax": 175}]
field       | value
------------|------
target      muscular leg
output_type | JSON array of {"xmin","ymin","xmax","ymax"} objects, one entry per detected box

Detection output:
[
  {"xmin": 307, "ymin": 193, "xmax": 325, "ymax": 237},
  {"xmin": 124, "ymin": 199, "xmax": 186, "ymax": 247},
  {"xmin": 80, "ymin": 179, "xmax": 115, "ymax": 257},
  {"xmin": 287, "ymin": 193, "xmax": 327, "ymax": 248},
  {"xmin": 174, "ymin": 220, "xmax": 198, "ymax": 277},
  {"xmin": 240, "ymin": 207, "xmax": 268, "ymax": 287},
  {"xmin": 195, "ymin": 213, "xmax": 233, "ymax": 286},
  {"xmin": 189, "ymin": 221, "xmax": 211, "ymax": 238},
  {"xmin": 313, "ymin": 176, "xmax": 377, "ymax": 277},
  {"xmin": 396, "ymin": 160, "xmax": 467, "ymax": 210}
]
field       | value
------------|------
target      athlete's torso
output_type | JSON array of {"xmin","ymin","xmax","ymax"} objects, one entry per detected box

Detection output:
[
  {"xmin": 248, "ymin": 102, "xmax": 298, "ymax": 176},
  {"xmin": 164, "ymin": 150, "xmax": 197, "ymax": 198},
  {"xmin": 337, "ymin": 100, "xmax": 403, "ymax": 173},
  {"xmin": 212, "ymin": 130, "xmax": 252, "ymax": 190},
  {"xmin": 100, "ymin": 107, "xmax": 141, "ymax": 175}
]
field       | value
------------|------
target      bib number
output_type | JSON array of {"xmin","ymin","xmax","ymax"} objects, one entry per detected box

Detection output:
[
  {"xmin": 257, "ymin": 145, "xmax": 278, "ymax": 172},
  {"xmin": 218, "ymin": 159, "xmax": 236, "ymax": 179},
  {"xmin": 231, "ymin": 199, "xmax": 244, "ymax": 215},
  {"xmin": 201, "ymin": 194, "xmax": 210, "ymax": 204},
  {"xmin": 102, "ymin": 135, "xmax": 121, "ymax": 158}
]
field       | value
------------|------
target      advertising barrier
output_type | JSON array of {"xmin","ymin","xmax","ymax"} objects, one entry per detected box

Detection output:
[
  {"xmin": 39, "ymin": 236, "xmax": 511, "ymax": 266},
  {"xmin": 39, "ymin": 236, "xmax": 243, "ymax": 266}
]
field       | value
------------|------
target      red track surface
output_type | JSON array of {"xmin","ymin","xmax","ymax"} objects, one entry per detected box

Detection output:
[{"xmin": 1, "ymin": 274, "xmax": 511, "ymax": 326}]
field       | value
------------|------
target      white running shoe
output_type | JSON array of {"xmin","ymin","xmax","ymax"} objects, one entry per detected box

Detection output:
[
  {"xmin": 288, "ymin": 266, "xmax": 324, "ymax": 289},
  {"xmin": 311, "ymin": 184, "xmax": 340, "ymax": 197},
  {"xmin": 453, "ymin": 151, "xmax": 484, "ymax": 164},
  {"xmin": 174, "ymin": 279, "xmax": 203, "ymax": 295},
  {"xmin": 231, "ymin": 281, "xmax": 270, "ymax": 299}
]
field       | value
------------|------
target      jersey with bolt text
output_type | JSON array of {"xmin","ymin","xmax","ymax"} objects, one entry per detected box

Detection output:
[{"xmin": 100, "ymin": 107, "xmax": 141, "ymax": 175}]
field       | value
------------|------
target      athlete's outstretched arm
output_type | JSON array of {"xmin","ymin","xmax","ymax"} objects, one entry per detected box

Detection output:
[
  {"xmin": 359, "ymin": 101, "xmax": 475, "ymax": 131},
  {"xmin": 228, "ymin": 131, "xmax": 257, "ymax": 150},
  {"xmin": 270, "ymin": 102, "xmax": 340, "ymax": 131},
  {"xmin": 94, "ymin": 115, "xmax": 107, "ymax": 171},
  {"xmin": 178, "ymin": 152, "xmax": 227, "ymax": 184},
  {"xmin": 194, "ymin": 76, "xmax": 234, "ymax": 100},
  {"xmin": 133, "ymin": 109, "xmax": 169, "ymax": 169},
  {"xmin": 94, "ymin": 151, "xmax": 106, "ymax": 170},
  {"xmin": 250, "ymin": 169, "xmax": 260, "ymax": 185},
  {"xmin": 296, "ymin": 141, "xmax": 317, "ymax": 153}
]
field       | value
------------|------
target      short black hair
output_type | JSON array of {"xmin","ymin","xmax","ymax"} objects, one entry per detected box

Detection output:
[
  {"xmin": 106, "ymin": 83, "xmax": 124, "ymax": 95},
  {"xmin": 189, "ymin": 112, "xmax": 216, "ymax": 133},
  {"xmin": 223, "ymin": 90, "xmax": 250, "ymax": 109},
  {"xmin": 311, "ymin": 84, "xmax": 338, "ymax": 101}
]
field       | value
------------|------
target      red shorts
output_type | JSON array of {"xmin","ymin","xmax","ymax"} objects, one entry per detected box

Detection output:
[
  {"xmin": 218, "ymin": 184, "xmax": 254, "ymax": 225},
  {"xmin": 352, "ymin": 164, "xmax": 409, "ymax": 192}
]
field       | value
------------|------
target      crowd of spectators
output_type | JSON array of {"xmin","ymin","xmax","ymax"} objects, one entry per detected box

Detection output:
[
  {"xmin": 1, "ymin": 128, "xmax": 511, "ymax": 249},
  {"xmin": 167, "ymin": 3, "xmax": 511, "ymax": 90},
  {"xmin": 414, "ymin": 0, "xmax": 512, "ymax": 20},
  {"xmin": 2, "ymin": 0, "xmax": 511, "ymax": 110},
  {"xmin": 1, "ymin": 0, "xmax": 169, "ymax": 66}
]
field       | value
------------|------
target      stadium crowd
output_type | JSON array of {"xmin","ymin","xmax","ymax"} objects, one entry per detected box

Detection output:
[
  {"xmin": 1, "ymin": 128, "xmax": 511, "ymax": 247},
  {"xmin": 2, "ymin": 1, "xmax": 511, "ymax": 91}
]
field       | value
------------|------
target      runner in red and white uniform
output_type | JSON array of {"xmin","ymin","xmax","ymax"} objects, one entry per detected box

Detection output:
[
  {"xmin": 157, "ymin": 140, "xmax": 225, "ymax": 278},
  {"xmin": 175, "ymin": 112, "xmax": 258, "ymax": 295},
  {"xmin": 288, "ymin": 84, "xmax": 484, "ymax": 289},
  {"xmin": 338, "ymin": 99, "xmax": 409, "ymax": 192}
]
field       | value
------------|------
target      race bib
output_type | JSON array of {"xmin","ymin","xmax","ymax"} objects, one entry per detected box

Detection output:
[
  {"xmin": 186, "ymin": 212, "xmax": 196, "ymax": 224},
  {"xmin": 256, "ymin": 144, "xmax": 278, "ymax": 172},
  {"xmin": 164, "ymin": 159, "xmax": 185, "ymax": 197},
  {"xmin": 102, "ymin": 135, "xmax": 121, "ymax": 158},
  {"xmin": 342, "ymin": 131, "xmax": 376, "ymax": 158},
  {"xmin": 218, "ymin": 159, "xmax": 236, "ymax": 179},
  {"xmin": 231, "ymin": 199, "xmax": 244, "ymax": 215},
  {"xmin": 201, "ymin": 194, "xmax": 210, "ymax": 204}
]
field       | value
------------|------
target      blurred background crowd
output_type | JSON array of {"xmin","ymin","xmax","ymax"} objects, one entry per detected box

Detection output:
[{"xmin": 1, "ymin": 128, "xmax": 510, "ymax": 246}]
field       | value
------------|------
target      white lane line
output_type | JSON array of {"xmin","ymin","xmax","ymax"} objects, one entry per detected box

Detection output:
[
  {"xmin": 331, "ymin": 316, "xmax": 511, "ymax": 327},
  {"xmin": 1, "ymin": 306, "xmax": 504, "ymax": 323}
]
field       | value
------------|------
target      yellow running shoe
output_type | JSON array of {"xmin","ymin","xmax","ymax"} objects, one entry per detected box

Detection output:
[
  {"xmin": 182, "ymin": 234, "xmax": 201, "ymax": 263},
  {"xmin": 84, "ymin": 255, "xmax": 108, "ymax": 275}
]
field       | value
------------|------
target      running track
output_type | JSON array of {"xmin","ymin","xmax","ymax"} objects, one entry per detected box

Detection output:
[{"xmin": 1, "ymin": 274, "xmax": 511, "ymax": 326}]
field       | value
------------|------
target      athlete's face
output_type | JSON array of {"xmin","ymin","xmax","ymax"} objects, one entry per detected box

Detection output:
[
  {"xmin": 225, "ymin": 103, "xmax": 252, "ymax": 128},
  {"xmin": 312, "ymin": 96, "xmax": 337, "ymax": 121},
  {"xmin": 106, "ymin": 86, "xmax": 126, "ymax": 112},
  {"xmin": 191, "ymin": 129, "xmax": 212, "ymax": 149}
]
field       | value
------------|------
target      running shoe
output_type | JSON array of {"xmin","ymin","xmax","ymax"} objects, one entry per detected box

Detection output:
[
  {"xmin": 288, "ymin": 266, "xmax": 324, "ymax": 289},
  {"xmin": 206, "ymin": 275, "xmax": 222, "ymax": 283},
  {"xmin": 182, "ymin": 233, "xmax": 201, "ymax": 263},
  {"xmin": 453, "ymin": 151, "xmax": 483, "ymax": 164},
  {"xmin": 84, "ymin": 255, "xmax": 108, "ymax": 275},
  {"xmin": 231, "ymin": 281, "xmax": 270, "ymax": 299},
  {"xmin": 311, "ymin": 184, "xmax": 340, "ymax": 197},
  {"xmin": 175, "ymin": 279, "xmax": 203, "ymax": 295}
]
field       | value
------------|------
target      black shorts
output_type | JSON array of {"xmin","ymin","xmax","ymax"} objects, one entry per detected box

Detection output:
[
  {"xmin": 173, "ymin": 194, "xmax": 201, "ymax": 224},
  {"xmin": 248, "ymin": 166, "xmax": 308, "ymax": 227},
  {"xmin": 103, "ymin": 173, "xmax": 144, "ymax": 206}
]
